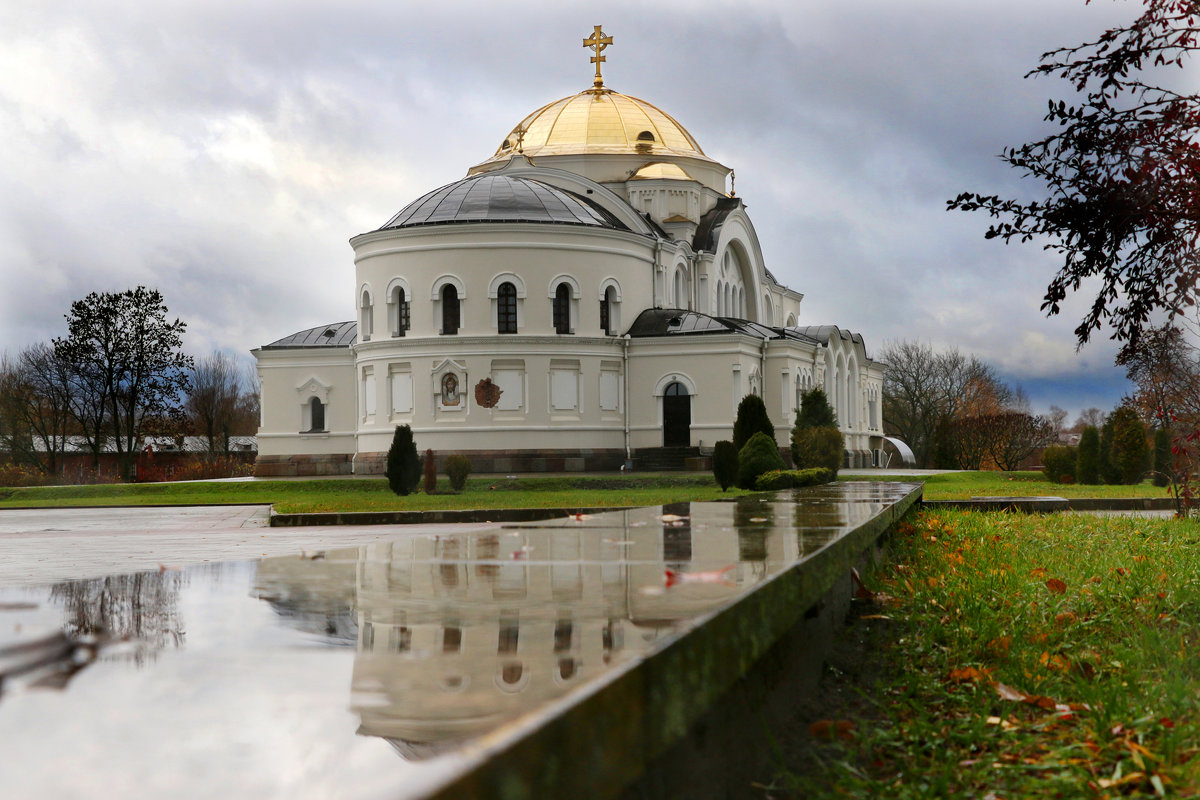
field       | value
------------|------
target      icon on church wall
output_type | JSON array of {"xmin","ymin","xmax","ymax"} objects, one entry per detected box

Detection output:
[
  {"xmin": 441, "ymin": 373, "xmax": 460, "ymax": 406},
  {"xmin": 475, "ymin": 378, "xmax": 503, "ymax": 409}
]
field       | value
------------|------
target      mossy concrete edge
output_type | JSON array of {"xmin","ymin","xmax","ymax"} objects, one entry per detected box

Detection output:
[{"xmin": 422, "ymin": 483, "xmax": 922, "ymax": 800}]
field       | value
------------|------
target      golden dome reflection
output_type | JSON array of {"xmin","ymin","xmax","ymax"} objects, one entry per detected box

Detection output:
[{"xmin": 492, "ymin": 88, "xmax": 709, "ymax": 161}]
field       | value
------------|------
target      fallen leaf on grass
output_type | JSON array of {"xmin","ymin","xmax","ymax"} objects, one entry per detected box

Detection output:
[
  {"xmin": 1045, "ymin": 578, "xmax": 1067, "ymax": 595},
  {"xmin": 808, "ymin": 719, "xmax": 855, "ymax": 740},
  {"xmin": 949, "ymin": 666, "xmax": 992, "ymax": 683},
  {"xmin": 1030, "ymin": 567, "xmax": 1048, "ymax": 578},
  {"xmin": 987, "ymin": 636, "xmax": 1012, "ymax": 657}
]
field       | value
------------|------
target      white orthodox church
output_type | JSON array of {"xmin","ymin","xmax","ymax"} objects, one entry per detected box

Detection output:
[{"xmin": 253, "ymin": 30, "xmax": 886, "ymax": 476}]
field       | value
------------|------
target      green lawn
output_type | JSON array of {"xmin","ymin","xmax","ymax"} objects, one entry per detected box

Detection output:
[
  {"xmin": 0, "ymin": 474, "xmax": 750, "ymax": 514},
  {"xmin": 767, "ymin": 509, "xmax": 1200, "ymax": 798},
  {"xmin": 844, "ymin": 470, "xmax": 1173, "ymax": 501}
]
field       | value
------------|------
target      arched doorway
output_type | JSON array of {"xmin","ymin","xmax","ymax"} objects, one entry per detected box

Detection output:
[{"xmin": 662, "ymin": 382, "xmax": 691, "ymax": 447}]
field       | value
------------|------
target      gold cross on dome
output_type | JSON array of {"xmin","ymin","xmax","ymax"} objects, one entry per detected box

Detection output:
[{"xmin": 583, "ymin": 25, "xmax": 613, "ymax": 88}]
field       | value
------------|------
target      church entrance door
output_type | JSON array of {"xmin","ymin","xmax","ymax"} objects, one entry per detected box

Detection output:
[{"xmin": 662, "ymin": 382, "xmax": 691, "ymax": 447}]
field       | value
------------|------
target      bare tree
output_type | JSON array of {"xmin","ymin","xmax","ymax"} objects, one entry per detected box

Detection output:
[
  {"xmin": 881, "ymin": 340, "xmax": 1011, "ymax": 468},
  {"xmin": 1047, "ymin": 405, "xmax": 1069, "ymax": 434},
  {"xmin": 186, "ymin": 353, "xmax": 241, "ymax": 454},
  {"xmin": 1072, "ymin": 408, "xmax": 1107, "ymax": 431},
  {"xmin": 0, "ymin": 344, "xmax": 74, "ymax": 475},
  {"xmin": 54, "ymin": 287, "xmax": 192, "ymax": 479}
]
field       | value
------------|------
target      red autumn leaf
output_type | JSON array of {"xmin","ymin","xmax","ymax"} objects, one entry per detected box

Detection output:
[
  {"xmin": 1046, "ymin": 578, "xmax": 1067, "ymax": 594},
  {"xmin": 809, "ymin": 719, "xmax": 855, "ymax": 739},
  {"xmin": 949, "ymin": 666, "xmax": 991, "ymax": 683}
]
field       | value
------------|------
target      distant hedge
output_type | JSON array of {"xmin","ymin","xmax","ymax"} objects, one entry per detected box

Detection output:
[{"xmin": 754, "ymin": 467, "xmax": 834, "ymax": 491}]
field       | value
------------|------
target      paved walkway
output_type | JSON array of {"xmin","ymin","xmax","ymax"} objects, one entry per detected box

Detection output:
[{"xmin": 0, "ymin": 506, "xmax": 499, "ymax": 588}]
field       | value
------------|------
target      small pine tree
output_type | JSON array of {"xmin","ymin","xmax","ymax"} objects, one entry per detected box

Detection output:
[
  {"xmin": 794, "ymin": 387, "xmax": 838, "ymax": 430},
  {"xmin": 423, "ymin": 449, "xmax": 437, "ymax": 493},
  {"xmin": 1076, "ymin": 425, "xmax": 1100, "ymax": 484},
  {"xmin": 1099, "ymin": 417, "xmax": 1118, "ymax": 484},
  {"xmin": 444, "ymin": 454, "xmax": 472, "ymax": 492},
  {"xmin": 1152, "ymin": 427, "xmax": 1171, "ymax": 487},
  {"xmin": 712, "ymin": 440, "xmax": 737, "ymax": 491},
  {"xmin": 737, "ymin": 431, "xmax": 785, "ymax": 490},
  {"xmin": 732, "ymin": 394, "xmax": 774, "ymax": 453},
  {"xmin": 1109, "ymin": 406, "xmax": 1148, "ymax": 485},
  {"xmin": 385, "ymin": 425, "xmax": 421, "ymax": 496}
]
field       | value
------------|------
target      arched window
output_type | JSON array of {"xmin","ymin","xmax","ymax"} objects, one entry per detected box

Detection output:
[
  {"xmin": 601, "ymin": 285, "xmax": 619, "ymax": 335},
  {"xmin": 308, "ymin": 396, "xmax": 325, "ymax": 432},
  {"xmin": 359, "ymin": 289, "xmax": 373, "ymax": 341},
  {"xmin": 441, "ymin": 284, "xmax": 460, "ymax": 335},
  {"xmin": 497, "ymin": 282, "xmax": 517, "ymax": 334},
  {"xmin": 390, "ymin": 285, "xmax": 410, "ymax": 337},
  {"xmin": 553, "ymin": 282, "xmax": 571, "ymax": 334}
]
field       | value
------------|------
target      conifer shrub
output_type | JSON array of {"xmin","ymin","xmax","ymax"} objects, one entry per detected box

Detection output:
[
  {"xmin": 712, "ymin": 440, "xmax": 738, "ymax": 491},
  {"xmin": 794, "ymin": 387, "xmax": 838, "ymax": 429},
  {"xmin": 423, "ymin": 449, "xmax": 437, "ymax": 493},
  {"xmin": 792, "ymin": 426, "xmax": 845, "ymax": 476},
  {"xmin": 737, "ymin": 431, "xmax": 785, "ymax": 489},
  {"xmin": 1099, "ymin": 418, "xmax": 1119, "ymax": 484},
  {"xmin": 733, "ymin": 394, "xmax": 774, "ymax": 453},
  {"xmin": 754, "ymin": 467, "xmax": 834, "ymax": 490},
  {"xmin": 1109, "ymin": 407, "xmax": 1148, "ymax": 485},
  {"xmin": 1040, "ymin": 445, "xmax": 1077, "ymax": 484},
  {"xmin": 1153, "ymin": 427, "xmax": 1171, "ymax": 487},
  {"xmin": 385, "ymin": 425, "xmax": 421, "ymax": 496},
  {"xmin": 444, "ymin": 454, "xmax": 472, "ymax": 492},
  {"xmin": 1076, "ymin": 426, "xmax": 1101, "ymax": 484}
]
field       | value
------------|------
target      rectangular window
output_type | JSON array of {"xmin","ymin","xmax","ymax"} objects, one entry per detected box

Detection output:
[
  {"xmin": 600, "ymin": 299, "xmax": 610, "ymax": 334},
  {"xmin": 491, "ymin": 360, "xmax": 525, "ymax": 412},
  {"xmin": 363, "ymin": 370, "xmax": 376, "ymax": 418},
  {"xmin": 599, "ymin": 362, "xmax": 620, "ymax": 412},
  {"xmin": 550, "ymin": 360, "xmax": 580, "ymax": 412},
  {"xmin": 390, "ymin": 365, "xmax": 413, "ymax": 415}
]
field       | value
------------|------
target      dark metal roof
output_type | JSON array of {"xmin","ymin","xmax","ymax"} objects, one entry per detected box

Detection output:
[
  {"xmin": 626, "ymin": 309, "xmax": 820, "ymax": 343},
  {"xmin": 378, "ymin": 174, "xmax": 627, "ymax": 231},
  {"xmin": 263, "ymin": 321, "xmax": 357, "ymax": 349},
  {"xmin": 691, "ymin": 197, "xmax": 741, "ymax": 252}
]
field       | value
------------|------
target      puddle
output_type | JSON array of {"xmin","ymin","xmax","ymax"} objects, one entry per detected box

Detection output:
[{"xmin": 0, "ymin": 482, "xmax": 917, "ymax": 799}]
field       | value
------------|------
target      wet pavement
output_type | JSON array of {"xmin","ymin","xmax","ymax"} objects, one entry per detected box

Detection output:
[{"xmin": 0, "ymin": 483, "xmax": 918, "ymax": 799}]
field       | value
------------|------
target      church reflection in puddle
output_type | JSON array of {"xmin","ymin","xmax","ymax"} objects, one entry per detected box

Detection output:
[{"xmin": 247, "ymin": 486, "xmax": 900, "ymax": 761}]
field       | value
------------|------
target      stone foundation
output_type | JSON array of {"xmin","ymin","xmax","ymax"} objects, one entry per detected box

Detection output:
[
  {"xmin": 353, "ymin": 448, "xmax": 627, "ymax": 475},
  {"xmin": 254, "ymin": 453, "xmax": 354, "ymax": 477}
]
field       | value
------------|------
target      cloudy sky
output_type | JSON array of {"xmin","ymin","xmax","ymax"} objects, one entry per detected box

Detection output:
[{"xmin": 0, "ymin": 0, "xmax": 1160, "ymax": 418}]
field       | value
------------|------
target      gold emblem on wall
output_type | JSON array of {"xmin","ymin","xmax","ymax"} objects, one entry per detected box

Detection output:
[{"xmin": 475, "ymin": 378, "xmax": 503, "ymax": 409}]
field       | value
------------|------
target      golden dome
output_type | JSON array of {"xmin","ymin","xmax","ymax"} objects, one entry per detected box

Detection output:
[{"xmin": 492, "ymin": 88, "xmax": 709, "ymax": 161}]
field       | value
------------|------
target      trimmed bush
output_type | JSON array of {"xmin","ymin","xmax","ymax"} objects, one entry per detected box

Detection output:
[
  {"xmin": 737, "ymin": 431, "xmax": 785, "ymax": 489},
  {"xmin": 1099, "ymin": 418, "xmax": 1119, "ymax": 484},
  {"xmin": 754, "ymin": 467, "xmax": 834, "ymax": 490},
  {"xmin": 423, "ymin": 449, "xmax": 437, "ymax": 493},
  {"xmin": 1076, "ymin": 426, "xmax": 1100, "ymax": 484},
  {"xmin": 791, "ymin": 425, "xmax": 845, "ymax": 476},
  {"xmin": 1040, "ymin": 445, "xmax": 1077, "ymax": 484},
  {"xmin": 1153, "ymin": 427, "xmax": 1171, "ymax": 487},
  {"xmin": 712, "ymin": 440, "xmax": 738, "ymax": 491},
  {"xmin": 733, "ymin": 394, "xmax": 774, "ymax": 453},
  {"xmin": 444, "ymin": 454, "xmax": 472, "ymax": 492},
  {"xmin": 385, "ymin": 425, "xmax": 421, "ymax": 496}
]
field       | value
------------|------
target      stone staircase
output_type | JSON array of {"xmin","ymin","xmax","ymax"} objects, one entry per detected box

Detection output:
[{"xmin": 632, "ymin": 446, "xmax": 708, "ymax": 471}]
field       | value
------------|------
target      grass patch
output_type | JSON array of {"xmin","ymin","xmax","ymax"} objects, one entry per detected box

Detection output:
[
  {"xmin": 0, "ymin": 473, "xmax": 750, "ymax": 514},
  {"xmin": 766, "ymin": 510, "xmax": 1200, "ymax": 798},
  {"xmin": 844, "ymin": 470, "xmax": 1172, "ymax": 501}
]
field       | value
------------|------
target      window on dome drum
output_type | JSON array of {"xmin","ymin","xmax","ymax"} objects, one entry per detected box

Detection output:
[
  {"xmin": 636, "ymin": 130, "xmax": 655, "ymax": 142},
  {"xmin": 600, "ymin": 285, "xmax": 619, "ymax": 335},
  {"xmin": 497, "ymin": 282, "xmax": 518, "ymax": 334},
  {"xmin": 307, "ymin": 397, "xmax": 325, "ymax": 432},
  {"xmin": 553, "ymin": 283, "xmax": 571, "ymax": 334},
  {"xmin": 441, "ymin": 284, "xmax": 460, "ymax": 335},
  {"xmin": 359, "ymin": 290, "xmax": 373, "ymax": 341},
  {"xmin": 391, "ymin": 286, "xmax": 410, "ymax": 337}
]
